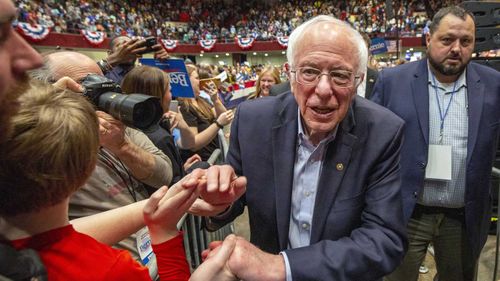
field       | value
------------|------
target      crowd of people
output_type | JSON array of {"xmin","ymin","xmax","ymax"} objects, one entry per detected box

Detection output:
[
  {"xmin": 16, "ymin": 0, "xmax": 459, "ymax": 43},
  {"xmin": 2, "ymin": 0, "xmax": 500, "ymax": 280}
]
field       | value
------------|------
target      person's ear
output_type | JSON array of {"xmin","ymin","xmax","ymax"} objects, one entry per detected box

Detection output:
[{"xmin": 425, "ymin": 32, "xmax": 431, "ymax": 48}]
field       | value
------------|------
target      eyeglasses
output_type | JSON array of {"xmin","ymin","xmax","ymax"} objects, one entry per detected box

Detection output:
[{"xmin": 290, "ymin": 67, "xmax": 360, "ymax": 88}]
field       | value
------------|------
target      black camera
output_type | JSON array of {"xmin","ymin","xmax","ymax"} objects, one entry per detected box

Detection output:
[
  {"xmin": 136, "ymin": 36, "xmax": 157, "ymax": 55},
  {"xmin": 81, "ymin": 74, "xmax": 162, "ymax": 130}
]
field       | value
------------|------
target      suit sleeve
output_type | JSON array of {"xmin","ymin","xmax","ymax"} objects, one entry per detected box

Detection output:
[
  {"xmin": 284, "ymin": 121, "xmax": 407, "ymax": 281},
  {"xmin": 203, "ymin": 105, "xmax": 247, "ymax": 231}
]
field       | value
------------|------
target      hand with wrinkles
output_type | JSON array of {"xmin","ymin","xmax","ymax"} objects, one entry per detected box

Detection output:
[
  {"xmin": 186, "ymin": 165, "xmax": 246, "ymax": 216},
  {"xmin": 106, "ymin": 38, "xmax": 148, "ymax": 66},
  {"xmin": 96, "ymin": 111, "xmax": 126, "ymax": 150}
]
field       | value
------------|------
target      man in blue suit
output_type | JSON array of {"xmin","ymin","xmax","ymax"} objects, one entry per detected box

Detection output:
[
  {"xmin": 371, "ymin": 6, "xmax": 500, "ymax": 281},
  {"xmin": 203, "ymin": 15, "xmax": 407, "ymax": 281}
]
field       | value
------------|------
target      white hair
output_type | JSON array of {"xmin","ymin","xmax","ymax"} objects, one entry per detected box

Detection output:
[{"xmin": 286, "ymin": 15, "xmax": 368, "ymax": 75}]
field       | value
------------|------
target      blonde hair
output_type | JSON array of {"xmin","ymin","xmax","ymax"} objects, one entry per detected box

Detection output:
[
  {"xmin": 249, "ymin": 66, "xmax": 282, "ymax": 99},
  {"xmin": 179, "ymin": 64, "xmax": 215, "ymax": 121},
  {"xmin": 0, "ymin": 82, "xmax": 99, "ymax": 216}
]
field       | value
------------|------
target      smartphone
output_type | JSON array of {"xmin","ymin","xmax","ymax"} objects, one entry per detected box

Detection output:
[
  {"xmin": 169, "ymin": 100, "xmax": 179, "ymax": 113},
  {"xmin": 137, "ymin": 36, "xmax": 157, "ymax": 55}
]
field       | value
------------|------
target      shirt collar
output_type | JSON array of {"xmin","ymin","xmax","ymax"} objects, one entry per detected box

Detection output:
[{"xmin": 427, "ymin": 61, "xmax": 467, "ymax": 93}]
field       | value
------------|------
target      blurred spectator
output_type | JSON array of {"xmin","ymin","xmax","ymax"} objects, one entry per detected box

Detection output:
[
  {"xmin": 0, "ymin": 83, "xmax": 190, "ymax": 281},
  {"xmin": 15, "ymin": 0, "xmax": 460, "ymax": 43},
  {"xmin": 178, "ymin": 64, "xmax": 234, "ymax": 162},
  {"xmin": 121, "ymin": 65, "xmax": 204, "ymax": 185},
  {"xmin": 247, "ymin": 65, "xmax": 281, "ymax": 99}
]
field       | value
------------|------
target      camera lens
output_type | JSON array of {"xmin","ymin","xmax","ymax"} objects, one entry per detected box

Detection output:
[{"xmin": 97, "ymin": 93, "xmax": 162, "ymax": 130}]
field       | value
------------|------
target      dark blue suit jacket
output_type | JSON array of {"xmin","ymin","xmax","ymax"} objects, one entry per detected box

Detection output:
[
  {"xmin": 370, "ymin": 59, "xmax": 500, "ymax": 258},
  {"xmin": 209, "ymin": 93, "xmax": 407, "ymax": 280}
]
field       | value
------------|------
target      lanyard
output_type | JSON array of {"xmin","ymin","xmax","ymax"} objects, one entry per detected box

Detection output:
[{"xmin": 431, "ymin": 73, "xmax": 459, "ymax": 144}]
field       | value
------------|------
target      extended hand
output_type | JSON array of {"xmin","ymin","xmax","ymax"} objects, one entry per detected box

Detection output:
[
  {"xmin": 217, "ymin": 110, "xmax": 234, "ymax": 126},
  {"xmin": 191, "ymin": 234, "xmax": 237, "ymax": 281},
  {"xmin": 143, "ymin": 180, "xmax": 200, "ymax": 244},
  {"xmin": 186, "ymin": 165, "xmax": 246, "ymax": 216},
  {"xmin": 227, "ymin": 237, "xmax": 286, "ymax": 281},
  {"xmin": 202, "ymin": 165, "xmax": 246, "ymax": 205}
]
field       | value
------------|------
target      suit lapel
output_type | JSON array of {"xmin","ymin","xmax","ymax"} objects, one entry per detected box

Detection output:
[
  {"xmin": 411, "ymin": 60, "xmax": 430, "ymax": 145},
  {"xmin": 272, "ymin": 94, "xmax": 298, "ymax": 250},
  {"xmin": 310, "ymin": 104, "xmax": 357, "ymax": 243},
  {"xmin": 466, "ymin": 65, "xmax": 484, "ymax": 165}
]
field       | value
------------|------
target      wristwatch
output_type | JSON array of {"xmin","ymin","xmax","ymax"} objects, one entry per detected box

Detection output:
[
  {"xmin": 97, "ymin": 59, "xmax": 112, "ymax": 74},
  {"xmin": 214, "ymin": 120, "xmax": 224, "ymax": 129}
]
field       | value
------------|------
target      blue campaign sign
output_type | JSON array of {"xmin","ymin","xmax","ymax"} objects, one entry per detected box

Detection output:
[
  {"xmin": 139, "ymin": 58, "xmax": 195, "ymax": 98},
  {"xmin": 369, "ymin": 37, "xmax": 388, "ymax": 55}
]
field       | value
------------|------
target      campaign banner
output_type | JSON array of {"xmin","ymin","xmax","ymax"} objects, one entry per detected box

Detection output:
[
  {"xmin": 139, "ymin": 58, "xmax": 195, "ymax": 98},
  {"xmin": 369, "ymin": 37, "xmax": 388, "ymax": 55},
  {"xmin": 17, "ymin": 22, "xmax": 50, "ymax": 42}
]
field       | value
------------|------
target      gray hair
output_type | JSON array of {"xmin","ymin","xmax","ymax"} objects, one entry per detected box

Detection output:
[
  {"xmin": 29, "ymin": 53, "xmax": 56, "ymax": 83},
  {"xmin": 286, "ymin": 15, "xmax": 368, "ymax": 75}
]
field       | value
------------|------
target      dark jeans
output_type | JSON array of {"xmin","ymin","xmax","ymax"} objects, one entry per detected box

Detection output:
[{"xmin": 385, "ymin": 204, "xmax": 476, "ymax": 281}]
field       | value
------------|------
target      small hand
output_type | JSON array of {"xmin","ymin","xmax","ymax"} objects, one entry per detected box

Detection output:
[
  {"xmin": 163, "ymin": 111, "xmax": 189, "ymax": 131},
  {"xmin": 203, "ymin": 81, "xmax": 219, "ymax": 102},
  {"xmin": 183, "ymin": 154, "xmax": 202, "ymax": 171},
  {"xmin": 52, "ymin": 76, "xmax": 84, "ymax": 92},
  {"xmin": 143, "ymin": 180, "xmax": 200, "ymax": 244},
  {"xmin": 184, "ymin": 166, "xmax": 246, "ymax": 216},
  {"xmin": 191, "ymin": 235, "xmax": 237, "ymax": 281},
  {"xmin": 217, "ymin": 110, "xmax": 234, "ymax": 126},
  {"xmin": 202, "ymin": 165, "xmax": 246, "ymax": 205}
]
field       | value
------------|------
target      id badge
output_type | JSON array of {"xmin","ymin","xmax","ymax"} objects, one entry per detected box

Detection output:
[
  {"xmin": 136, "ymin": 227, "xmax": 155, "ymax": 266},
  {"xmin": 425, "ymin": 144, "xmax": 452, "ymax": 181}
]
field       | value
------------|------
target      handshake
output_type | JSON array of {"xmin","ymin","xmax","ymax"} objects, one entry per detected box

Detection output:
[{"xmin": 143, "ymin": 165, "xmax": 285, "ymax": 281}]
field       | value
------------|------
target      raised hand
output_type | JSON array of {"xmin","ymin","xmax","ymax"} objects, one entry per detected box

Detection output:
[
  {"xmin": 106, "ymin": 37, "xmax": 146, "ymax": 66},
  {"xmin": 143, "ymin": 180, "xmax": 200, "ymax": 244},
  {"xmin": 227, "ymin": 237, "xmax": 286, "ymax": 281},
  {"xmin": 216, "ymin": 110, "xmax": 234, "ymax": 126},
  {"xmin": 202, "ymin": 165, "xmax": 246, "ymax": 206},
  {"xmin": 186, "ymin": 165, "xmax": 246, "ymax": 216}
]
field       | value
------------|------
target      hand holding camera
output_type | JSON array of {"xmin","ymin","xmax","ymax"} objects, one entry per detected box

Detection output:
[
  {"xmin": 81, "ymin": 74, "xmax": 162, "ymax": 130},
  {"xmin": 96, "ymin": 111, "xmax": 126, "ymax": 150}
]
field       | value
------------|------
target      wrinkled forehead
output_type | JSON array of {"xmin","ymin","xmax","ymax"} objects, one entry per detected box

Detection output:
[
  {"xmin": 50, "ymin": 54, "xmax": 103, "ymax": 83},
  {"xmin": 294, "ymin": 23, "xmax": 359, "ymax": 68}
]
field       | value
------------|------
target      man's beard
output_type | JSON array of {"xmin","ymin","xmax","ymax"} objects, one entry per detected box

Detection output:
[
  {"xmin": 0, "ymin": 77, "xmax": 30, "ymax": 145},
  {"xmin": 427, "ymin": 50, "xmax": 468, "ymax": 77}
]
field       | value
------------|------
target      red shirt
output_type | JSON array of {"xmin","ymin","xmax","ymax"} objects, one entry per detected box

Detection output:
[{"xmin": 8, "ymin": 225, "xmax": 190, "ymax": 281}]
